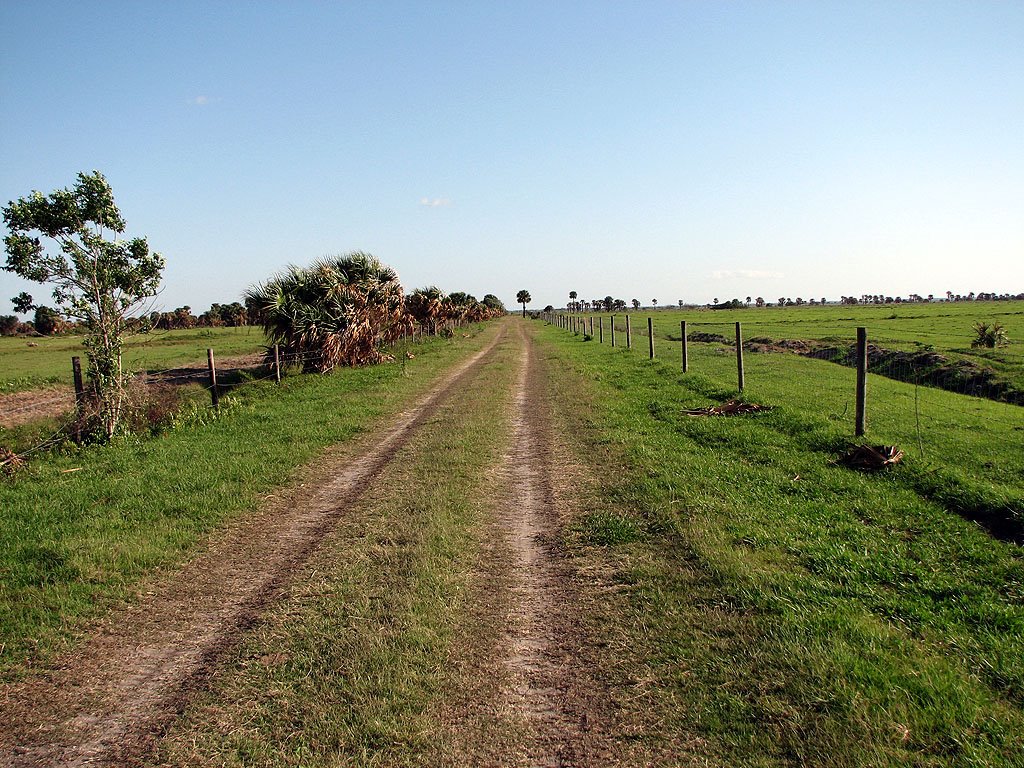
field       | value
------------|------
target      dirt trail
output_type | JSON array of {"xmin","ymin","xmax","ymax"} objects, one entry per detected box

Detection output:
[
  {"xmin": 437, "ymin": 322, "xmax": 615, "ymax": 767},
  {"xmin": 499, "ymin": 324, "xmax": 586, "ymax": 765},
  {"xmin": 0, "ymin": 328, "xmax": 507, "ymax": 768}
]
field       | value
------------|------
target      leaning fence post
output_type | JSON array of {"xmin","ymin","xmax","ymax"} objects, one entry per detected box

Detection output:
[
  {"xmin": 648, "ymin": 317, "xmax": 655, "ymax": 359},
  {"xmin": 207, "ymin": 348, "xmax": 219, "ymax": 408},
  {"xmin": 626, "ymin": 314, "xmax": 632, "ymax": 349},
  {"xmin": 681, "ymin": 320, "xmax": 688, "ymax": 373},
  {"xmin": 735, "ymin": 322, "xmax": 744, "ymax": 391},
  {"xmin": 856, "ymin": 327, "xmax": 867, "ymax": 436},
  {"xmin": 273, "ymin": 344, "xmax": 282, "ymax": 385},
  {"xmin": 71, "ymin": 356, "xmax": 85, "ymax": 443}
]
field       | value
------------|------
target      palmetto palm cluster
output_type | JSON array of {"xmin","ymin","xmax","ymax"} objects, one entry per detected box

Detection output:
[{"xmin": 245, "ymin": 252, "xmax": 406, "ymax": 372}]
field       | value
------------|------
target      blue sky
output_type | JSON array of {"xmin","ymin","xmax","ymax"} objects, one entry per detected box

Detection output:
[{"xmin": 1, "ymin": 1, "xmax": 1021, "ymax": 314}]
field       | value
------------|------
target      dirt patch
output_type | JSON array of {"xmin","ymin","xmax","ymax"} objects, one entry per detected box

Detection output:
[
  {"xmin": 0, "ymin": 331, "xmax": 506, "ymax": 768},
  {"xmin": 0, "ymin": 386, "xmax": 74, "ymax": 429}
]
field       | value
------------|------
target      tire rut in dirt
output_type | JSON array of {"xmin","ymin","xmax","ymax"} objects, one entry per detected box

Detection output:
[
  {"xmin": 451, "ymin": 322, "xmax": 615, "ymax": 767},
  {"xmin": 0, "ymin": 328, "xmax": 507, "ymax": 768}
]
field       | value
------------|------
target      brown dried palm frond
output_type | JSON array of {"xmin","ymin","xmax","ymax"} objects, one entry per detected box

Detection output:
[
  {"xmin": 840, "ymin": 445, "xmax": 904, "ymax": 470},
  {"xmin": 684, "ymin": 399, "xmax": 773, "ymax": 416}
]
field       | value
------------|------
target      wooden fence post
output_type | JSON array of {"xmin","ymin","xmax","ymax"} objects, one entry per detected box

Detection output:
[
  {"xmin": 207, "ymin": 348, "xmax": 219, "ymax": 408},
  {"xmin": 611, "ymin": 316, "xmax": 616, "ymax": 347},
  {"xmin": 599, "ymin": 317, "xmax": 604, "ymax": 343},
  {"xmin": 681, "ymin": 320, "xmax": 688, "ymax": 373},
  {"xmin": 856, "ymin": 327, "xmax": 867, "ymax": 436},
  {"xmin": 71, "ymin": 356, "xmax": 84, "ymax": 443},
  {"xmin": 589, "ymin": 316, "xmax": 594, "ymax": 337},
  {"xmin": 735, "ymin": 322, "xmax": 744, "ymax": 391},
  {"xmin": 648, "ymin": 317, "xmax": 655, "ymax": 359},
  {"xmin": 273, "ymin": 344, "xmax": 282, "ymax": 385},
  {"xmin": 626, "ymin": 314, "xmax": 632, "ymax": 349}
]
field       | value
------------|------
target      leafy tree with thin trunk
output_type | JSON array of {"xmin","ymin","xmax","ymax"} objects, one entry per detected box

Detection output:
[
  {"xmin": 516, "ymin": 289, "xmax": 531, "ymax": 317},
  {"xmin": 2, "ymin": 171, "xmax": 164, "ymax": 440},
  {"xmin": 632, "ymin": 298, "xmax": 640, "ymax": 310}
]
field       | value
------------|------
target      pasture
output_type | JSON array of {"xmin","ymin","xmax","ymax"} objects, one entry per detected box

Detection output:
[{"xmin": 0, "ymin": 326, "xmax": 266, "ymax": 394}]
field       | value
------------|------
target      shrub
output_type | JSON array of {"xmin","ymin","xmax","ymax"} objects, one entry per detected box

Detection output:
[{"xmin": 972, "ymin": 322, "xmax": 1010, "ymax": 349}]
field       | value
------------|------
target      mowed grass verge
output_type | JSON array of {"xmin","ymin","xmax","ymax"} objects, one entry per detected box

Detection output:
[
  {"xmin": 0, "ymin": 323, "xmax": 499, "ymax": 680},
  {"xmin": 538, "ymin": 321, "xmax": 1024, "ymax": 766},
  {"xmin": 154, "ymin": 325, "xmax": 521, "ymax": 766}
]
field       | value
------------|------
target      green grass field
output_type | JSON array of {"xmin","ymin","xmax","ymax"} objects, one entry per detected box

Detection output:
[
  {"xmin": 0, "ymin": 326, "xmax": 266, "ymax": 393},
  {"xmin": 539, "ymin": 318, "xmax": 1024, "ymax": 765},
  {"xmin": 572, "ymin": 301, "xmax": 1024, "ymax": 394},
  {"xmin": 2, "ymin": 311, "xmax": 1022, "ymax": 765}
]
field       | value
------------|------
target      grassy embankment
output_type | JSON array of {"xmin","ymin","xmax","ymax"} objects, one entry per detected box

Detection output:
[
  {"xmin": 153, "ymin": 322, "xmax": 523, "ymax": 766},
  {"xmin": 540, "ymin": 317, "xmax": 1024, "ymax": 766},
  {"xmin": 0, "ymin": 323, "xmax": 498, "ymax": 680},
  {"xmin": 0, "ymin": 325, "xmax": 265, "ymax": 394}
]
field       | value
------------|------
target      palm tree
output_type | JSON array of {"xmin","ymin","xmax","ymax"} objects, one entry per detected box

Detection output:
[
  {"xmin": 631, "ymin": 298, "xmax": 640, "ymax": 310},
  {"xmin": 569, "ymin": 290, "xmax": 577, "ymax": 312},
  {"xmin": 516, "ymin": 289, "xmax": 532, "ymax": 317},
  {"xmin": 245, "ymin": 252, "xmax": 405, "ymax": 372},
  {"xmin": 406, "ymin": 286, "xmax": 446, "ymax": 333}
]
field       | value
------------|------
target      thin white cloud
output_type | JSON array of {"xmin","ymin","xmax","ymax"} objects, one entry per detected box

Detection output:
[
  {"xmin": 190, "ymin": 95, "xmax": 220, "ymax": 106},
  {"xmin": 418, "ymin": 197, "xmax": 451, "ymax": 207},
  {"xmin": 711, "ymin": 269, "xmax": 784, "ymax": 280}
]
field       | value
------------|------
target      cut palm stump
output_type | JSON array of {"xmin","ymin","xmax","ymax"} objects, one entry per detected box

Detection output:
[
  {"xmin": 840, "ymin": 444, "xmax": 905, "ymax": 470},
  {"xmin": 684, "ymin": 399, "xmax": 773, "ymax": 416}
]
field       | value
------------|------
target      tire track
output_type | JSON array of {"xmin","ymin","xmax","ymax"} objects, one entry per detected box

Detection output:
[
  {"xmin": 429, "ymin": 321, "xmax": 617, "ymax": 767},
  {"xmin": 0, "ymin": 326, "xmax": 507, "ymax": 768}
]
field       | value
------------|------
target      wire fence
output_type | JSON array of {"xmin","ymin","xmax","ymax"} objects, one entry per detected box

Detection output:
[
  {"xmin": 545, "ymin": 312, "xmax": 1024, "ymax": 486},
  {"xmin": 0, "ymin": 325, "xmax": 437, "ymax": 467}
]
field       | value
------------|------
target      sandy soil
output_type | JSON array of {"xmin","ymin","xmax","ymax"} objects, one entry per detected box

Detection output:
[
  {"xmin": 0, "ymin": 387, "xmax": 75, "ymax": 429},
  {"xmin": 0, "ymin": 334, "xmax": 505, "ymax": 767}
]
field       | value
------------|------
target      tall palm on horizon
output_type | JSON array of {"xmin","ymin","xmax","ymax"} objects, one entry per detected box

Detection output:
[{"xmin": 516, "ymin": 289, "xmax": 532, "ymax": 317}]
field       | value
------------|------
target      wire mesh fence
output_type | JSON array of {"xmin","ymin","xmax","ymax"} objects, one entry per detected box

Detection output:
[
  {"xmin": 0, "ymin": 324, "xmax": 439, "ymax": 467},
  {"xmin": 545, "ymin": 311, "xmax": 1024, "ymax": 484}
]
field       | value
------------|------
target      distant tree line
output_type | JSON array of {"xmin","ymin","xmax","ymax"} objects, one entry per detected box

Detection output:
[{"xmin": 557, "ymin": 290, "xmax": 1024, "ymax": 313}]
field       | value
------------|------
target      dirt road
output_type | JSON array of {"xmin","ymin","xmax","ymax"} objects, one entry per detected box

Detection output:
[{"xmin": 1, "ymin": 320, "xmax": 609, "ymax": 767}]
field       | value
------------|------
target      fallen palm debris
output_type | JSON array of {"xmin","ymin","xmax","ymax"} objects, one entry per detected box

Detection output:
[
  {"xmin": 840, "ymin": 444, "xmax": 904, "ymax": 470},
  {"xmin": 684, "ymin": 399, "xmax": 773, "ymax": 416},
  {"xmin": 1, "ymin": 447, "xmax": 25, "ymax": 476}
]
